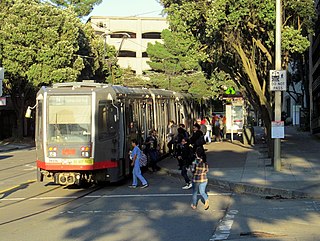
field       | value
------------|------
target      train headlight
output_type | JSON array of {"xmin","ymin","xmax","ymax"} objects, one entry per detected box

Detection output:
[
  {"xmin": 48, "ymin": 147, "xmax": 57, "ymax": 157},
  {"xmin": 80, "ymin": 146, "xmax": 90, "ymax": 157}
]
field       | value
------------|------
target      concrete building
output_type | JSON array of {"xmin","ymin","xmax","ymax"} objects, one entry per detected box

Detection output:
[{"xmin": 88, "ymin": 16, "xmax": 169, "ymax": 75}]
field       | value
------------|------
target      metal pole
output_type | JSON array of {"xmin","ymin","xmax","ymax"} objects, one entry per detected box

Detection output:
[
  {"xmin": 274, "ymin": 0, "xmax": 282, "ymax": 171},
  {"xmin": 231, "ymin": 105, "xmax": 234, "ymax": 143}
]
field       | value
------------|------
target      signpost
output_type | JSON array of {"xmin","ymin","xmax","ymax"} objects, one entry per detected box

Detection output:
[{"xmin": 273, "ymin": 0, "xmax": 283, "ymax": 171}]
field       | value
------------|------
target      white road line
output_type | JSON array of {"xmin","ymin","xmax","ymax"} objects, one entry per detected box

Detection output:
[
  {"xmin": 210, "ymin": 210, "xmax": 238, "ymax": 241},
  {"xmin": 1, "ymin": 192, "xmax": 232, "ymax": 201}
]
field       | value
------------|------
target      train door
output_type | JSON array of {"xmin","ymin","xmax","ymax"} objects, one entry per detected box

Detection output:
[
  {"xmin": 133, "ymin": 99, "xmax": 145, "ymax": 146},
  {"xmin": 96, "ymin": 100, "xmax": 121, "ymax": 181},
  {"xmin": 146, "ymin": 99, "xmax": 154, "ymax": 135},
  {"xmin": 155, "ymin": 99, "xmax": 166, "ymax": 152},
  {"xmin": 118, "ymin": 100, "xmax": 127, "ymax": 176},
  {"xmin": 35, "ymin": 98, "xmax": 44, "ymax": 181},
  {"xmin": 124, "ymin": 102, "xmax": 134, "ymax": 175}
]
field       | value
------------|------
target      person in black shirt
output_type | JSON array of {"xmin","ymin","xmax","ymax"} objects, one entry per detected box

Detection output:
[
  {"xmin": 189, "ymin": 123, "xmax": 205, "ymax": 153},
  {"xmin": 176, "ymin": 138, "xmax": 193, "ymax": 189},
  {"xmin": 145, "ymin": 129, "xmax": 160, "ymax": 172}
]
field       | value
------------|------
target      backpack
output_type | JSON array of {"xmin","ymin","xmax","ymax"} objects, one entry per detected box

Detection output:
[
  {"xmin": 140, "ymin": 152, "xmax": 148, "ymax": 167},
  {"xmin": 214, "ymin": 119, "xmax": 221, "ymax": 128}
]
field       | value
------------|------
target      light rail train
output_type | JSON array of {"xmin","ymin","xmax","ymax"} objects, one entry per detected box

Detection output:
[{"xmin": 29, "ymin": 81, "xmax": 207, "ymax": 185}]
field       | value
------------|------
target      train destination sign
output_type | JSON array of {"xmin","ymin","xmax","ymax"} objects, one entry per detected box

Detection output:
[{"xmin": 270, "ymin": 70, "xmax": 286, "ymax": 91}]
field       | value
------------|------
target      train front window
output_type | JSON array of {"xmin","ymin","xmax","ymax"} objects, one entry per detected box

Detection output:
[{"xmin": 47, "ymin": 95, "xmax": 91, "ymax": 142}]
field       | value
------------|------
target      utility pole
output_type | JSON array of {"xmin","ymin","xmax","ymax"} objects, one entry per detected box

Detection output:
[
  {"xmin": 0, "ymin": 67, "xmax": 4, "ymax": 96},
  {"xmin": 274, "ymin": 0, "xmax": 282, "ymax": 171}
]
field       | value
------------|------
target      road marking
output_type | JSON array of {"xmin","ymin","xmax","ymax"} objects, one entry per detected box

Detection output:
[
  {"xmin": 23, "ymin": 164, "xmax": 37, "ymax": 171},
  {"xmin": 210, "ymin": 210, "xmax": 238, "ymax": 240},
  {"xmin": 61, "ymin": 209, "xmax": 227, "ymax": 214},
  {"xmin": 0, "ymin": 179, "xmax": 36, "ymax": 195},
  {"xmin": 1, "ymin": 192, "xmax": 232, "ymax": 201}
]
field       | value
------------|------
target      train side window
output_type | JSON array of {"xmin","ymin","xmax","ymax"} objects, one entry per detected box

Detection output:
[
  {"xmin": 36, "ymin": 101, "xmax": 43, "ymax": 142},
  {"xmin": 98, "ymin": 101, "xmax": 117, "ymax": 140}
]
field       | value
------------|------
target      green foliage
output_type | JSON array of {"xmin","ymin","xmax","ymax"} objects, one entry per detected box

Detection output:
[
  {"xmin": 147, "ymin": 29, "xmax": 206, "ymax": 74},
  {"xmin": 160, "ymin": 0, "xmax": 315, "ymax": 123},
  {"xmin": 282, "ymin": 26, "xmax": 310, "ymax": 53},
  {"xmin": 0, "ymin": 0, "xmax": 111, "ymax": 138},
  {"xmin": 146, "ymin": 29, "xmax": 218, "ymax": 95},
  {"xmin": 0, "ymin": 0, "xmax": 83, "ymax": 86},
  {"xmin": 47, "ymin": 0, "xmax": 103, "ymax": 17}
]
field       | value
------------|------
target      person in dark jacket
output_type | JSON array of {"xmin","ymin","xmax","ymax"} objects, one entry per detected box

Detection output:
[
  {"xmin": 145, "ymin": 129, "xmax": 160, "ymax": 172},
  {"xmin": 189, "ymin": 123, "xmax": 205, "ymax": 153},
  {"xmin": 176, "ymin": 138, "xmax": 193, "ymax": 189}
]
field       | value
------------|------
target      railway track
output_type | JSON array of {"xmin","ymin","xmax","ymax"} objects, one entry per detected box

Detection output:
[{"xmin": 0, "ymin": 184, "xmax": 104, "ymax": 226}]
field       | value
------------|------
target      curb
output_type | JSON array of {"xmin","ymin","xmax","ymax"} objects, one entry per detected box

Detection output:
[
  {"xmin": 0, "ymin": 145, "xmax": 34, "ymax": 152},
  {"xmin": 159, "ymin": 166, "xmax": 320, "ymax": 200}
]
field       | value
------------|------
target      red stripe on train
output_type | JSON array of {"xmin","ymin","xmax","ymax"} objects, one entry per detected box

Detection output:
[{"xmin": 36, "ymin": 160, "xmax": 118, "ymax": 170}]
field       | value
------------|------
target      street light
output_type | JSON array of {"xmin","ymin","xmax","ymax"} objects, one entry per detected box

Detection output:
[{"xmin": 100, "ymin": 31, "xmax": 131, "ymax": 84}]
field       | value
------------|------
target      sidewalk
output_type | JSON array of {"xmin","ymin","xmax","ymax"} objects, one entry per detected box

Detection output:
[
  {"xmin": 0, "ymin": 139, "xmax": 35, "ymax": 152},
  {"xmin": 158, "ymin": 126, "xmax": 320, "ymax": 199}
]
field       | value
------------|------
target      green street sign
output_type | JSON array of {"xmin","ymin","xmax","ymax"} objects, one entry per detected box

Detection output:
[{"xmin": 225, "ymin": 87, "xmax": 236, "ymax": 95}]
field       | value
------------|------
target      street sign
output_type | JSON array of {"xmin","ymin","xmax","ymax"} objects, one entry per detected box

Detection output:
[
  {"xmin": 271, "ymin": 121, "xmax": 284, "ymax": 138},
  {"xmin": 225, "ymin": 87, "xmax": 236, "ymax": 95},
  {"xmin": 270, "ymin": 70, "xmax": 286, "ymax": 91}
]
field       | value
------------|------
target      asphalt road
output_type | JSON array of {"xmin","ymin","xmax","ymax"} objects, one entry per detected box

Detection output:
[{"xmin": 0, "ymin": 149, "xmax": 319, "ymax": 241}]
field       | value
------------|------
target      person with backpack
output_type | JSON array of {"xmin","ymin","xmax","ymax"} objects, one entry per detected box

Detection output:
[
  {"xmin": 129, "ymin": 139, "xmax": 149, "ymax": 189},
  {"xmin": 176, "ymin": 138, "xmax": 193, "ymax": 189}
]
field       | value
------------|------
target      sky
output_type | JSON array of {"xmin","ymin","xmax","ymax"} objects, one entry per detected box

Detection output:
[{"xmin": 87, "ymin": 0, "xmax": 165, "ymax": 20}]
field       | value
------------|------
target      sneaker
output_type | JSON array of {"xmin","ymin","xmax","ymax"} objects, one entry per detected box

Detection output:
[
  {"xmin": 128, "ymin": 185, "xmax": 137, "ymax": 188},
  {"xmin": 140, "ymin": 183, "xmax": 149, "ymax": 189},
  {"xmin": 191, "ymin": 204, "xmax": 197, "ymax": 210},
  {"xmin": 204, "ymin": 200, "xmax": 210, "ymax": 210},
  {"xmin": 182, "ymin": 183, "xmax": 192, "ymax": 190}
]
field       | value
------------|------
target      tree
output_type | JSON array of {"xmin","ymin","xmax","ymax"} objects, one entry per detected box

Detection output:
[
  {"xmin": 0, "ymin": 0, "xmax": 105, "ymax": 139},
  {"xmin": 46, "ymin": 0, "xmax": 102, "ymax": 17},
  {"xmin": 160, "ymin": 0, "xmax": 315, "ymax": 146},
  {"xmin": 78, "ymin": 23, "xmax": 117, "ymax": 82},
  {"xmin": 146, "ymin": 29, "xmax": 216, "ymax": 97}
]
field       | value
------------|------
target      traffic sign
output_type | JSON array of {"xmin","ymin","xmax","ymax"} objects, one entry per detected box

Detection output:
[{"xmin": 270, "ymin": 70, "xmax": 286, "ymax": 91}]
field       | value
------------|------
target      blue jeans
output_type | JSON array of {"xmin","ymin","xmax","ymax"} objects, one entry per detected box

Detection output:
[
  {"xmin": 132, "ymin": 161, "xmax": 147, "ymax": 186},
  {"xmin": 192, "ymin": 181, "xmax": 208, "ymax": 206}
]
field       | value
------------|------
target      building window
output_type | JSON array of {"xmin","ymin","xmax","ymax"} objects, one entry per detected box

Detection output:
[
  {"xmin": 110, "ymin": 31, "xmax": 136, "ymax": 38},
  {"xmin": 142, "ymin": 32, "xmax": 161, "ymax": 39},
  {"xmin": 118, "ymin": 50, "xmax": 136, "ymax": 57},
  {"xmin": 142, "ymin": 52, "xmax": 148, "ymax": 58}
]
